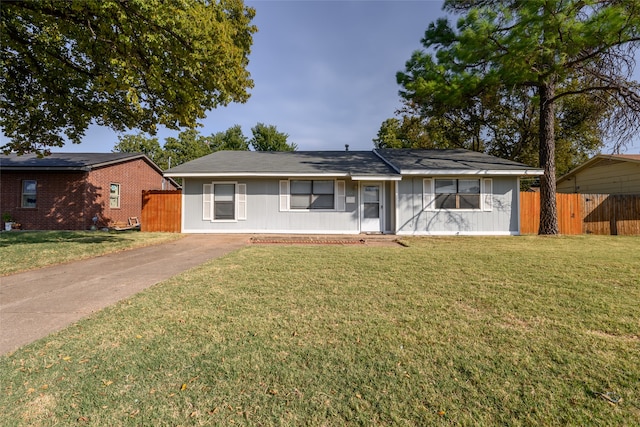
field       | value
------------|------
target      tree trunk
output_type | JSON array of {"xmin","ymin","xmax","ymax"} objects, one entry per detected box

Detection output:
[{"xmin": 538, "ymin": 81, "xmax": 559, "ymax": 235}]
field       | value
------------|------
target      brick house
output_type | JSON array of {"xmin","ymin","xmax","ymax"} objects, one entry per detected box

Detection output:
[{"xmin": 1, "ymin": 153, "xmax": 178, "ymax": 230}]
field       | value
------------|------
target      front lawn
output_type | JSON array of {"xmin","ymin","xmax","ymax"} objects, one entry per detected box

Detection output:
[
  {"xmin": 0, "ymin": 231, "xmax": 182, "ymax": 275},
  {"xmin": 1, "ymin": 236, "xmax": 638, "ymax": 425}
]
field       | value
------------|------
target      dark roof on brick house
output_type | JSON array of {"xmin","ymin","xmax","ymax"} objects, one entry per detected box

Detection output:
[{"xmin": 0, "ymin": 153, "xmax": 152, "ymax": 171}]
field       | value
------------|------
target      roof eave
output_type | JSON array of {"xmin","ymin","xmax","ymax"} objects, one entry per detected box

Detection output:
[
  {"xmin": 557, "ymin": 154, "xmax": 640, "ymax": 183},
  {"xmin": 351, "ymin": 175, "xmax": 402, "ymax": 181},
  {"xmin": 88, "ymin": 153, "xmax": 145, "ymax": 168},
  {"xmin": 164, "ymin": 172, "xmax": 352, "ymax": 178},
  {"xmin": 400, "ymin": 169, "xmax": 544, "ymax": 176},
  {"xmin": 0, "ymin": 166, "xmax": 90, "ymax": 172}
]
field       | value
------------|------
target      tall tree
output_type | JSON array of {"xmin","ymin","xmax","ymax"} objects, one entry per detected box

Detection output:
[
  {"xmin": 397, "ymin": 0, "xmax": 640, "ymax": 234},
  {"xmin": 209, "ymin": 125, "xmax": 250, "ymax": 151},
  {"xmin": 391, "ymin": 87, "xmax": 606, "ymax": 176},
  {"xmin": 373, "ymin": 116, "xmax": 433, "ymax": 149},
  {"xmin": 1, "ymin": 0, "xmax": 256, "ymax": 154},
  {"xmin": 162, "ymin": 129, "xmax": 215, "ymax": 169},
  {"xmin": 250, "ymin": 123, "xmax": 297, "ymax": 151},
  {"xmin": 112, "ymin": 133, "xmax": 165, "ymax": 168}
]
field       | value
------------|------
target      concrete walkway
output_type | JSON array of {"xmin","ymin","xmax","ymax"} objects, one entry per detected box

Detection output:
[{"xmin": 0, "ymin": 234, "xmax": 249, "ymax": 355}]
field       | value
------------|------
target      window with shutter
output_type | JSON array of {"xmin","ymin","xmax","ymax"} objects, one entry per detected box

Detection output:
[
  {"xmin": 237, "ymin": 184, "xmax": 247, "ymax": 220},
  {"xmin": 336, "ymin": 180, "xmax": 346, "ymax": 211},
  {"xmin": 202, "ymin": 184, "xmax": 213, "ymax": 220},
  {"xmin": 483, "ymin": 178, "xmax": 493, "ymax": 211},
  {"xmin": 423, "ymin": 178, "xmax": 434, "ymax": 211},
  {"xmin": 279, "ymin": 180, "xmax": 289, "ymax": 212}
]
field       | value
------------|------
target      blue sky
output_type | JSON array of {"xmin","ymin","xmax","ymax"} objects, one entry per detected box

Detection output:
[
  {"xmin": 49, "ymin": 0, "xmax": 639, "ymax": 154},
  {"xmin": 57, "ymin": 0, "xmax": 448, "ymax": 153}
]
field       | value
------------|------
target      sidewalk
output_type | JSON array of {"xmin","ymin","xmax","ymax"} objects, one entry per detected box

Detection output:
[{"xmin": 0, "ymin": 234, "xmax": 249, "ymax": 355}]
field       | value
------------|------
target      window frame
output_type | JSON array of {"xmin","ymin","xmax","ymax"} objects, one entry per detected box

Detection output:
[
  {"xmin": 213, "ymin": 182, "xmax": 236, "ymax": 221},
  {"xmin": 109, "ymin": 183, "xmax": 121, "ymax": 209},
  {"xmin": 424, "ymin": 178, "xmax": 493, "ymax": 211},
  {"xmin": 434, "ymin": 178, "xmax": 481, "ymax": 210},
  {"xmin": 280, "ymin": 179, "xmax": 347, "ymax": 212},
  {"xmin": 289, "ymin": 179, "xmax": 336, "ymax": 210},
  {"xmin": 21, "ymin": 180, "xmax": 37, "ymax": 208},
  {"xmin": 203, "ymin": 182, "xmax": 247, "ymax": 222}
]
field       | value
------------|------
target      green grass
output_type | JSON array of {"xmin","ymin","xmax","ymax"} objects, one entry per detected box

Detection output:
[
  {"xmin": 0, "ymin": 231, "xmax": 182, "ymax": 275},
  {"xmin": 1, "ymin": 236, "xmax": 639, "ymax": 425}
]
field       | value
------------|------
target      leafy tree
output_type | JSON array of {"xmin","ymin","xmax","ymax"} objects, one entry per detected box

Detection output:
[
  {"xmin": 373, "ymin": 116, "xmax": 433, "ymax": 149},
  {"xmin": 392, "ymin": 88, "xmax": 605, "ymax": 177},
  {"xmin": 1, "ymin": 0, "xmax": 256, "ymax": 154},
  {"xmin": 209, "ymin": 125, "xmax": 250, "ymax": 151},
  {"xmin": 397, "ymin": 0, "xmax": 640, "ymax": 234},
  {"xmin": 162, "ymin": 129, "xmax": 214, "ymax": 169},
  {"xmin": 250, "ymin": 123, "xmax": 297, "ymax": 151},
  {"xmin": 112, "ymin": 133, "xmax": 165, "ymax": 168}
]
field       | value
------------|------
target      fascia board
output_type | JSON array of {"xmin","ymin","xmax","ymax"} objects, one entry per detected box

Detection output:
[
  {"xmin": 350, "ymin": 175, "xmax": 402, "ymax": 181},
  {"xmin": 1, "ymin": 166, "xmax": 90, "ymax": 172},
  {"xmin": 164, "ymin": 172, "xmax": 351, "ymax": 178},
  {"xmin": 399, "ymin": 169, "xmax": 544, "ymax": 176}
]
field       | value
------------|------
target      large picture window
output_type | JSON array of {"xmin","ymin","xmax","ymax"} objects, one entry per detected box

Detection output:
[
  {"xmin": 22, "ymin": 180, "xmax": 37, "ymax": 208},
  {"xmin": 434, "ymin": 179, "xmax": 480, "ymax": 209},
  {"xmin": 290, "ymin": 180, "xmax": 335, "ymax": 210}
]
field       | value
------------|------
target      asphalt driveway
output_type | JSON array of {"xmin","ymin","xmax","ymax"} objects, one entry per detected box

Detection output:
[{"xmin": 0, "ymin": 234, "xmax": 249, "ymax": 355}]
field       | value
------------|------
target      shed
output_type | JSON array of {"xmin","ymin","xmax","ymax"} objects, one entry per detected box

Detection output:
[{"xmin": 557, "ymin": 154, "xmax": 640, "ymax": 194}]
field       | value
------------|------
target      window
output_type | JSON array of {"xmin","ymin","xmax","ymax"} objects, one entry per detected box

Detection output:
[
  {"xmin": 202, "ymin": 183, "xmax": 246, "ymax": 221},
  {"xmin": 22, "ymin": 180, "xmax": 37, "ymax": 208},
  {"xmin": 434, "ymin": 179, "xmax": 480, "ymax": 209},
  {"xmin": 109, "ymin": 183, "xmax": 120, "ymax": 208},
  {"xmin": 213, "ymin": 183, "xmax": 235, "ymax": 220},
  {"xmin": 290, "ymin": 180, "xmax": 335, "ymax": 209},
  {"xmin": 424, "ymin": 178, "xmax": 492, "ymax": 211}
]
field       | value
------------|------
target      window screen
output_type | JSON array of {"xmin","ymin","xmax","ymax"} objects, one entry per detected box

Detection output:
[
  {"xmin": 435, "ymin": 179, "xmax": 480, "ymax": 209},
  {"xmin": 22, "ymin": 180, "xmax": 37, "ymax": 208},
  {"xmin": 290, "ymin": 180, "xmax": 334, "ymax": 210},
  {"xmin": 214, "ymin": 183, "xmax": 235, "ymax": 220}
]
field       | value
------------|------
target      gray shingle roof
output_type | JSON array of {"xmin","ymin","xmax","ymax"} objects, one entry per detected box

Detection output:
[
  {"xmin": 165, "ymin": 149, "xmax": 543, "ymax": 178},
  {"xmin": 375, "ymin": 149, "xmax": 541, "ymax": 174},
  {"xmin": 165, "ymin": 150, "xmax": 399, "ymax": 177},
  {"xmin": 0, "ymin": 153, "xmax": 148, "ymax": 171}
]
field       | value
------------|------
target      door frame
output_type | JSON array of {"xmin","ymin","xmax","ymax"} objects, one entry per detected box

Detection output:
[{"xmin": 359, "ymin": 182, "xmax": 384, "ymax": 233}]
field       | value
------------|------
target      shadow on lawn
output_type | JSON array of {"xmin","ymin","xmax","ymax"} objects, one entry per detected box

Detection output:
[{"xmin": 0, "ymin": 231, "xmax": 128, "ymax": 248}]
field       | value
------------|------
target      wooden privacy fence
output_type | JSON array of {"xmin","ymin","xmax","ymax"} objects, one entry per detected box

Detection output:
[
  {"xmin": 520, "ymin": 192, "xmax": 640, "ymax": 235},
  {"xmin": 141, "ymin": 190, "xmax": 182, "ymax": 232}
]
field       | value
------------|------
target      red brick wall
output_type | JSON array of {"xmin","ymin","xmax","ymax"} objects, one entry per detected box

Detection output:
[
  {"xmin": 1, "ymin": 171, "xmax": 87, "ymax": 230},
  {"xmin": 87, "ymin": 158, "xmax": 172, "ymax": 227},
  {"xmin": 1, "ymin": 158, "xmax": 176, "ymax": 230}
]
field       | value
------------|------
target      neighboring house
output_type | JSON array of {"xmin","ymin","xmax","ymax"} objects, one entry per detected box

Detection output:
[
  {"xmin": 165, "ymin": 149, "xmax": 543, "ymax": 235},
  {"xmin": 1, "ymin": 153, "xmax": 178, "ymax": 230},
  {"xmin": 557, "ymin": 154, "xmax": 640, "ymax": 194}
]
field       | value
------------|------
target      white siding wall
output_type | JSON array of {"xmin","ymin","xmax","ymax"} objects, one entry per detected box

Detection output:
[
  {"xmin": 395, "ymin": 177, "xmax": 519, "ymax": 235},
  {"xmin": 182, "ymin": 178, "xmax": 360, "ymax": 233}
]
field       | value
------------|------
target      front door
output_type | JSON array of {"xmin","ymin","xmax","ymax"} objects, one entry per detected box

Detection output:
[{"xmin": 360, "ymin": 183, "xmax": 383, "ymax": 233}]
